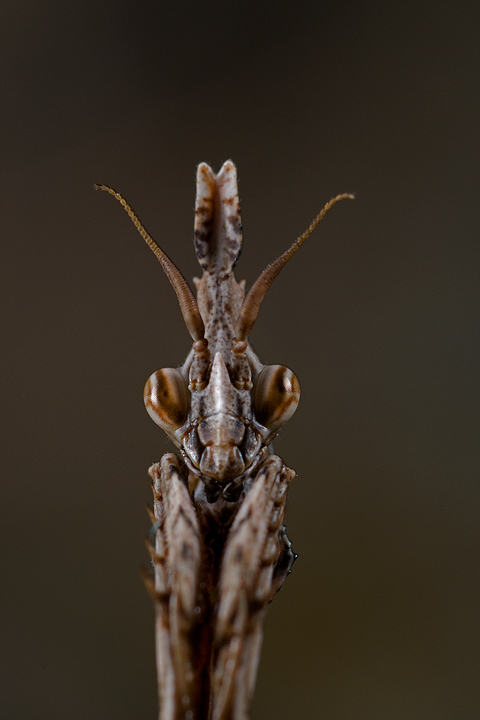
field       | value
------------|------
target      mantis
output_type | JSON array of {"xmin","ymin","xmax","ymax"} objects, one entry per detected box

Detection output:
[{"xmin": 95, "ymin": 161, "xmax": 352, "ymax": 720}]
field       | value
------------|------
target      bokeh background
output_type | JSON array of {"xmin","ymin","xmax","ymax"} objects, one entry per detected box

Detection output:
[{"xmin": 1, "ymin": 1, "xmax": 479, "ymax": 718}]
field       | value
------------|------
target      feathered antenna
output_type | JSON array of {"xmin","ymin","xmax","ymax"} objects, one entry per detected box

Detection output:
[
  {"xmin": 94, "ymin": 184, "xmax": 205, "ymax": 342},
  {"xmin": 235, "ymin": 192, "xmax": 354, "ymax": 342}
]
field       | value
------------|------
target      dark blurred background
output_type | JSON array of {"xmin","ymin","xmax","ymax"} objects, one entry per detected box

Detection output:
[{"xmin": 1, "ymin": 1, "xmax": 479, "ymax": 718}]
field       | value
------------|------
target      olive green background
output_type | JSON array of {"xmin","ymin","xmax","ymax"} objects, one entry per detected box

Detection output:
[{"xmin": 1, "ymin": 1, "xmax": 479, "ymax": 718}]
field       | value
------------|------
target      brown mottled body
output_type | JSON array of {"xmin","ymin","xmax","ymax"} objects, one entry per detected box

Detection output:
[
  {"xmin": 96, "ymin": 162, "xmax": 352, "ymax": 720},
  {"xmin": 148, "ymin": 454, "xmax": 294, "ymax": 720}
]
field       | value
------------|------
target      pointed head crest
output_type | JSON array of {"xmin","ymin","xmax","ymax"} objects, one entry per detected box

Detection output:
[{"xmin": 194, "ymin": 161, "xmax": 243, "ymax": 275}]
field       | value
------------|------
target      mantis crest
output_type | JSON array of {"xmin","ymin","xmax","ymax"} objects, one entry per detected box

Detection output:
[{"xmin": 96, "ymin": 162, "xmax": 352, "ymax": 720}]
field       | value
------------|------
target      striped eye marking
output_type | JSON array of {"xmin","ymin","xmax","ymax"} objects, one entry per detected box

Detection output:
[
  {"xmin": 253, "ymin": 365, "xmax": 300, "ymax": 433},
  {"xmin": 144, "ymin": 368, "xmax": 189, "ymax": 432}
]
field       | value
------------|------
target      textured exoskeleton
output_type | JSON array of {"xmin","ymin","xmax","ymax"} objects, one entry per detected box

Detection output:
[{"xmin": 96, "ymin": 162, "xmax": 352, "ymax": 720}]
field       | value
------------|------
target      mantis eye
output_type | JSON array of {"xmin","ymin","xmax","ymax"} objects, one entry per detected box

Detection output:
[
  {"xmin": 253, "ymin": 365, "xmax": 300, "ymax": 433},
  {"xmin": 144, "ymin": 368, "xmax": 190, "ymax": 432}
]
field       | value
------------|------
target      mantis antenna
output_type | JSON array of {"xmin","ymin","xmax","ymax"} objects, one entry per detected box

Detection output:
[
  {"xmin": 94, "ymin": 184, "xmax": 205, "ymax": 342},
  {"xmin": 235, "ymin": 192, "xmax": 354, "ymax": 342}
]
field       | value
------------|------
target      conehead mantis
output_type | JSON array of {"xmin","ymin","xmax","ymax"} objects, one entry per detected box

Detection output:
[{"xmin": 95, "ymin": 161, "xmax": 353, "ymax": 720}]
